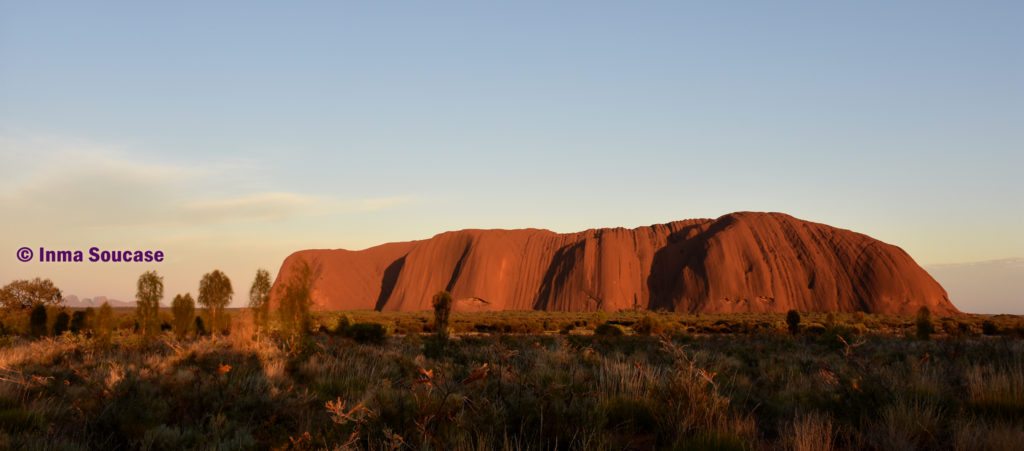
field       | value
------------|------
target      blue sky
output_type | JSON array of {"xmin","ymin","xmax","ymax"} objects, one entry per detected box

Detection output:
[{"xmin": 1, "ymin": 1, "xmax": 1021, "ymax": 310}]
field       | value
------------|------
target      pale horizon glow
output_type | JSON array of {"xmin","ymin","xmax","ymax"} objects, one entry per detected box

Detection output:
[{"xmin": 1, "ymin": 1, "xmax": 1021, "ymax": 312}]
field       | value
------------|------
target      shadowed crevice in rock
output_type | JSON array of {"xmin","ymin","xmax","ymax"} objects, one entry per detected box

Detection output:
[
  {"xmin": 374, "ymin": 256, "xmax": 406, "ymax": 311},
  {"xmin": 446, "ymin": 244, "xmax": 472, "ymax": 293},
  {"xmin": 534, "ymin": 241, "xmax": 585, "ymax": 310},
  {"xmin": 647, "ymin": 217, "xmax": 736, "ymax": 312}
]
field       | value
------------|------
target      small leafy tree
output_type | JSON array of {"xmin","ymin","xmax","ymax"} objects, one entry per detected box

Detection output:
[
  {"xmin": 135, "ymin": 271, "xmax": 164, "ymax": 339},
  {"xmin": 279, "ymin": 259, "xmax": 319, "ymax": 337},
  {"xmin": 786, "ymin": 310, "xmax": 801, "ymax": 335},
  {"xmin": 0, "ymin": 278, "xmax": 62, "ymax": 310},
  {"xmin": 198, "ymin": 270, "xmax": 233, "ymax": 335},
  {"xmin": 29, "ymin": 304, "xmax": 48, "ymax": 337},
  {"xmin": 70, "ymin": 310, "xmax": 89, "ymax": 334},
  {"xmin": 171, "ymin": 293, "xmax": 195, "ymax": 339},
  {"xmin": 916, "ymin": 306, "xmax": 934, "ymax": 340},
  {"xmin": 432, "ymin": 291, "xmax": 453, "ymax": 340},
  {"xmin": 96, "ymin": 302, "xmax": 113, "ymax": 344},
  {"xmin": 249, "ymin": 269, "xmax": 272, "ymax": 334},
  {"xmin": 53, "ymin": 311, "xmax": 71, "ymax": 336}
]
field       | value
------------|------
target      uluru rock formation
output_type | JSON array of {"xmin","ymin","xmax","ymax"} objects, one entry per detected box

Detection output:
[{"xmin": 271, "ymin": 212, "xmax": 959, "ymax": 315}]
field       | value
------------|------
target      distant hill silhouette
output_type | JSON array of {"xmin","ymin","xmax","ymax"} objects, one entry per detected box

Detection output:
[
  {"xmin": 62, "ymin": 295, "xmax": 133, "ymax": 308},
  {"xmin": 927, "ymin": 258, "xmax": 1023, "ymax": 314},
  {"xmin": 272, "ymin": 212, "xmax": 959, "ymax": 315}
]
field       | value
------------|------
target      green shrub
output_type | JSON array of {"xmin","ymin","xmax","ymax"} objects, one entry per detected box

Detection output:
[
  {"xmin": 916, "ymin": 307, "xmax": 934, "ymax": 340},
  {"xmin": 825, "ymin": 313, "xmax": 836, "ymax": 328},
  {"xmin": 333, "ymin": 313, "xmax": 354, "ymax": 335},
  {"xmin": 70, "ymin": 310, "xmax": 89, "ymax": 334},
  {"xmin": 941, "ymin": 319, "xmax": 960, "ymax": 336},
  {"xmin": 474, "ymin": 323, "xmax": 499, "ymax": 333},
  {"xmin": 595, "ymin": 322, "xmax": 626, "ymax": 337},
  {"xmin": 52, "ymin": 311, "xmax": 70, "ymax": 336},
  {"xmin": 542, "ymin": 319, "xmax": 554, "ymax": 331},
  {"xmin": 29, "ymin": 304, "xmax": 47, "ymax": 337},
  {"xmin": 711, "ymin": 320, "xmax": 734, "ymax": 334},
  {"xmin": 958, "ymin": 322, "xmax": 972, "ymax": 336},
  {"xmin": 634, "ymin": 314, "xmax": 666, "ymax": 335},
  {"xmin": 786, "ymin": 310, "xmax": 801, "ymax": 335},
  {"xmin": 513, "ymin": 320, "xmax": 544, "ymax": 334},
  {"xmin": 982, "ymin": 320, "xmax": 999, "ymax": 336},
  {"xmin": 804, "ymin": 323, "xmax": 826, "ymax": 335},
  {"xmin": 348, "ymin": 322, "xmax": 391, "ymax": 344}
]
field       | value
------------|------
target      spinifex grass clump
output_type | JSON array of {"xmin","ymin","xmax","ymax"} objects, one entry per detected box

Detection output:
[
  {"xmin": 432, "ymin": 290, "xmax": 453, "ymax": 340},
  {"xmin": 425, "ymin": 291, "xmax": 454, "ymax": 357}
]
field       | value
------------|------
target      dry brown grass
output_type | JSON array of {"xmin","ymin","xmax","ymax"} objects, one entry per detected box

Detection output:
[
  {"xmin": 788, "ymin": 412, "xmax": 836, "ymax": 451},
  {"xmin": 0, "ymin": 311, "xmax": 1021, "ymax": 449},
  {"xmin": 965, "ymin": 360, "xmax": 1024, "ymax": 414},
  {"xmin": 952, "ymin": 418, "xmax": 1024, "ymax": 451}
]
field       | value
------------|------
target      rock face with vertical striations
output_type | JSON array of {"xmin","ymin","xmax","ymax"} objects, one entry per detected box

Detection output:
[{"xmin": 270, "ymin": 212, "xmax": 959, "ymax": 315}]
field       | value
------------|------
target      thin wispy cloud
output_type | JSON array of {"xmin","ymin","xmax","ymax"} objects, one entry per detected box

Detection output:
[
  {"xmin": 0, "ymin": 133, "xmax": 415, "ymax": 229},
  {"xmin": 0, "ymin": 133, "xmax": 207, "ymax": 185},
  {"xmin": 353, "ymin": 196, "xmax": 414, "ymax": 212},
  {"xmin": 181, "ymin": 192, "xmax": 321, "ymax": 223},
  {"xmin": 180, "ymin": 193, "xmax": 414, "ymax": 223}
]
